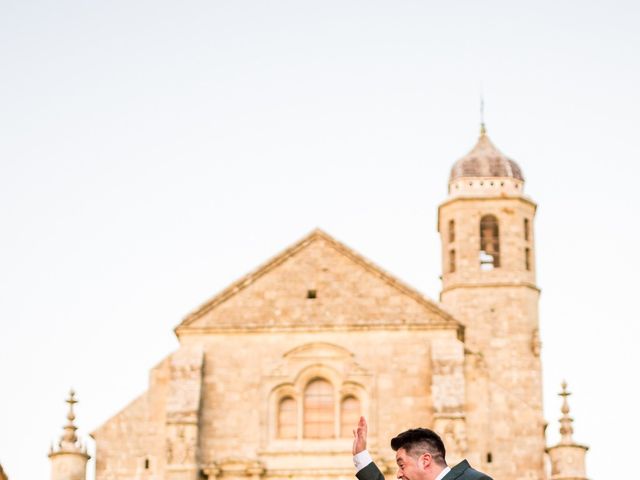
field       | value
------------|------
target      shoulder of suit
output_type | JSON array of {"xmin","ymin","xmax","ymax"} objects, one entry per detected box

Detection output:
[
  {"xmin": 466, "ymin": 467, "xmax": 492, "ymax": 480},
  {"xmin": 448, "ymin": 460, "xmax": 492, "ymax": 480}
]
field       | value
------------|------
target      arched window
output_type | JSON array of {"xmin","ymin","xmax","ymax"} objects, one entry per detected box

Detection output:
[
  {"xmin": 449, "ymin": 249, "xmax": 456, "ymax": 273},
  {"xmin": 340, "ymin": 396, "xmax": 361, "ymax": 437},
  {"xmin": 304, "ymin": 379, "xmax": 334, "ymax": 438},
  {"xmin": 524, "ymin": 218, "xmax": 530, "ymax": 241},
  {"xmin": 525, "ymin": 247, "xmax": 531, "ymax": 271},
  {"xmin": 278, "ymin": 397, "xmax": 297, "ymax": 439},
  {"xmin": 448, "ymin": 219, "xmax": 455, "ymax": 243},
  {"xmin": 480, "ymin": 215, "xmax": 500, "ymax": 269}
]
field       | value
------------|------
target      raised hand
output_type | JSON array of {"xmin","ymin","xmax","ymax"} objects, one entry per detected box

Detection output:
[{"xmin": 352, "ymin": 416, "xmax": 368, "ymax": 455}]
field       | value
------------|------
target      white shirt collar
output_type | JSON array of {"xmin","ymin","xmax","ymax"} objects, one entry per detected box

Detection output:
[{"xmin": 434, "ymin": 466, "xmax": 451, "ymax": 480}]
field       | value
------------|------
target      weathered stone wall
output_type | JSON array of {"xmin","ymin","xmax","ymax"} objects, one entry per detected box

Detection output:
[
  {"xmin": 190, "ymin": 328, "xmax": 464, "ymax": 480},
  {"xmin": 94, "ymin": 326, "xmax": 465, "ymax": 480},
  {"xmin": 93, "ymin": 357, "xmax": 170, "ymax": 480},
  {"xmin": 180, "ymin": 235, "xmax": 458, "ymax": 333}
]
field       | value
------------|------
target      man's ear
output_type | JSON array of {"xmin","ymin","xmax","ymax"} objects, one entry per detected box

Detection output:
[{"xmin": 419, "ymin": 452, "xmax": 433, "ymax": 470}]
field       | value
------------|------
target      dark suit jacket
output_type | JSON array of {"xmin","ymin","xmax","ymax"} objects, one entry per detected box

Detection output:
[
  {"xmin": 356, "ymin": 459, "xmax": 492, "ymax": 480},
  {"xmin": 442, "ymin": 460, "xmax": 492, "ymax": 480}
]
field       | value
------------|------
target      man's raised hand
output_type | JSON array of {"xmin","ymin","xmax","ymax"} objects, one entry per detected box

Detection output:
[{"xmin": 352, "ymin": 416, "xmax": 368, "ymax": 455}]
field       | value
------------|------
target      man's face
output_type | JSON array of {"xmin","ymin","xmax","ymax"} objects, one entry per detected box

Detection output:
[{"xmin": 395, "ymin": 448, "xmax": 425, "ymax": 480}]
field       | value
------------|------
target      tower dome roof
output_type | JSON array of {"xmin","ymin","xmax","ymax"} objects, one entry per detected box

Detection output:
[{"xmin": 450, "ymin": 131, "xmax": 524, "ymax": 182}]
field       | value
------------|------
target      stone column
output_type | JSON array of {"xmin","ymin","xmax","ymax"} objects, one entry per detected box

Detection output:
[
  {"xmin": 430, "ymin": 338, "xmax": 467, "ymax": 466},
  {"xmin": 165, "ymin": 347, "xmax": 205, "ymax": 480}
]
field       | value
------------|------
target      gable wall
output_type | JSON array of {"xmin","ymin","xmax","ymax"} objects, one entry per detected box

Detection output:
[{"xmin": 184, "ymin": 237, "xmax": 454, "ymax": 331}]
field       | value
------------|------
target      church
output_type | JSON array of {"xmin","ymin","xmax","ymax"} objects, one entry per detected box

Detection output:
[{"xmin": 43, "ymin": 128, "xmax": 590, "ymax": 480}]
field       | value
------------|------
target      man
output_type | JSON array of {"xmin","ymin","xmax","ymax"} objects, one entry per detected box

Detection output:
[{"xmin": 352, "ymin": 417, "xmax": 492, "ymax": 480}]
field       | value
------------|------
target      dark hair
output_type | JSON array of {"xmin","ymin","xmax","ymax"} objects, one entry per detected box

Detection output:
[{"xmin": 390, "ymin": 428, "xmax": 447, "ymax": 466}]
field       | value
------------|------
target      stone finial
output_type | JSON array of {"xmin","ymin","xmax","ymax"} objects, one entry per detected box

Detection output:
[
  {"xmin": 546, "ymin": 381, "xmax": 589, "ymax": 480},
  {"xmin": 51, "ymin": 389, "xmax": 87, "ymax": 455},
  {"xmin": 61, "ymin": 390, "xmax": 79, "ymax": 446},
  {"xmin": 56, "ymin": 389, "xmax": 81, "ymax": 451},
  {"xmin": 558, "ymin": 380, "xmax": 575, "ymax": 444},
  {"xmin": 49, "ymin": 389, "xmax": 90, "ymax": 480}
]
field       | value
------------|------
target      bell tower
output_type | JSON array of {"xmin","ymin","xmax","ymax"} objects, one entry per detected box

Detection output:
[{"xmin": 437, "ymin": 127, "xmax": 545, "ymax": 479}]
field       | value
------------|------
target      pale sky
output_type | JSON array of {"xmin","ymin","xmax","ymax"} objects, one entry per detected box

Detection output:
[{"xmin": 1, "ymin": 1, "xmax": 639, "ymax": 479}]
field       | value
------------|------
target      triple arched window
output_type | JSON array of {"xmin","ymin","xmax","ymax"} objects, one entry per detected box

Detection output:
[{"xmin": 276, "ymin": 377, "xmax": 362, "ymax": 439}]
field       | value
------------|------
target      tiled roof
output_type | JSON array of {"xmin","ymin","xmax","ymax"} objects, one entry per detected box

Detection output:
[{"xmin": 450, "ymin": 133, "xmax": 524, "ymax": 181}]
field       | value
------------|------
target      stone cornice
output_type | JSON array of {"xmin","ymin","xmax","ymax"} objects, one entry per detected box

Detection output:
[
  {"xmin": 441, "ymin": 281, "xmax": 541, "ymax": 294},
  {"xmin": 439, "ymin": 194, "xmax": 537, "ymax": 208},
  {"xmin": 546, "ymin": 443, "xmax": 589, "ymax": 453},
  {"xmin": 47, "ymin": 450, "xmax": 90, "ymax": 460},
  {"xmin": 178, "ymin": 321, "xmax": 463, "ymax": 336},
  {"xmin": 258, "ymin": 468, "xmax": 355, "ymax": 477}
]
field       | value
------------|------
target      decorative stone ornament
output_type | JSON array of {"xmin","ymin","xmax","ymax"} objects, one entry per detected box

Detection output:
[
  {"xmin": 48, "ymin": 390, "xmax": 90, "ymax": 480},
  {"xmin": 546, "ymin": 382, "xmax": 589, "ymax": 480}
]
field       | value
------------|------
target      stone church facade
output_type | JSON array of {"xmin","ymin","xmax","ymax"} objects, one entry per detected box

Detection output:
[{"xmin": 45, "ymin": 129, "xmax": 589, "ymax": 480}]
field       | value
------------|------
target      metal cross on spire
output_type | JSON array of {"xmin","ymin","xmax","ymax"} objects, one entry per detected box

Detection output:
[{"xmin": 480, "ymin": 92, "xmax": 487, "ymax": 136}]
